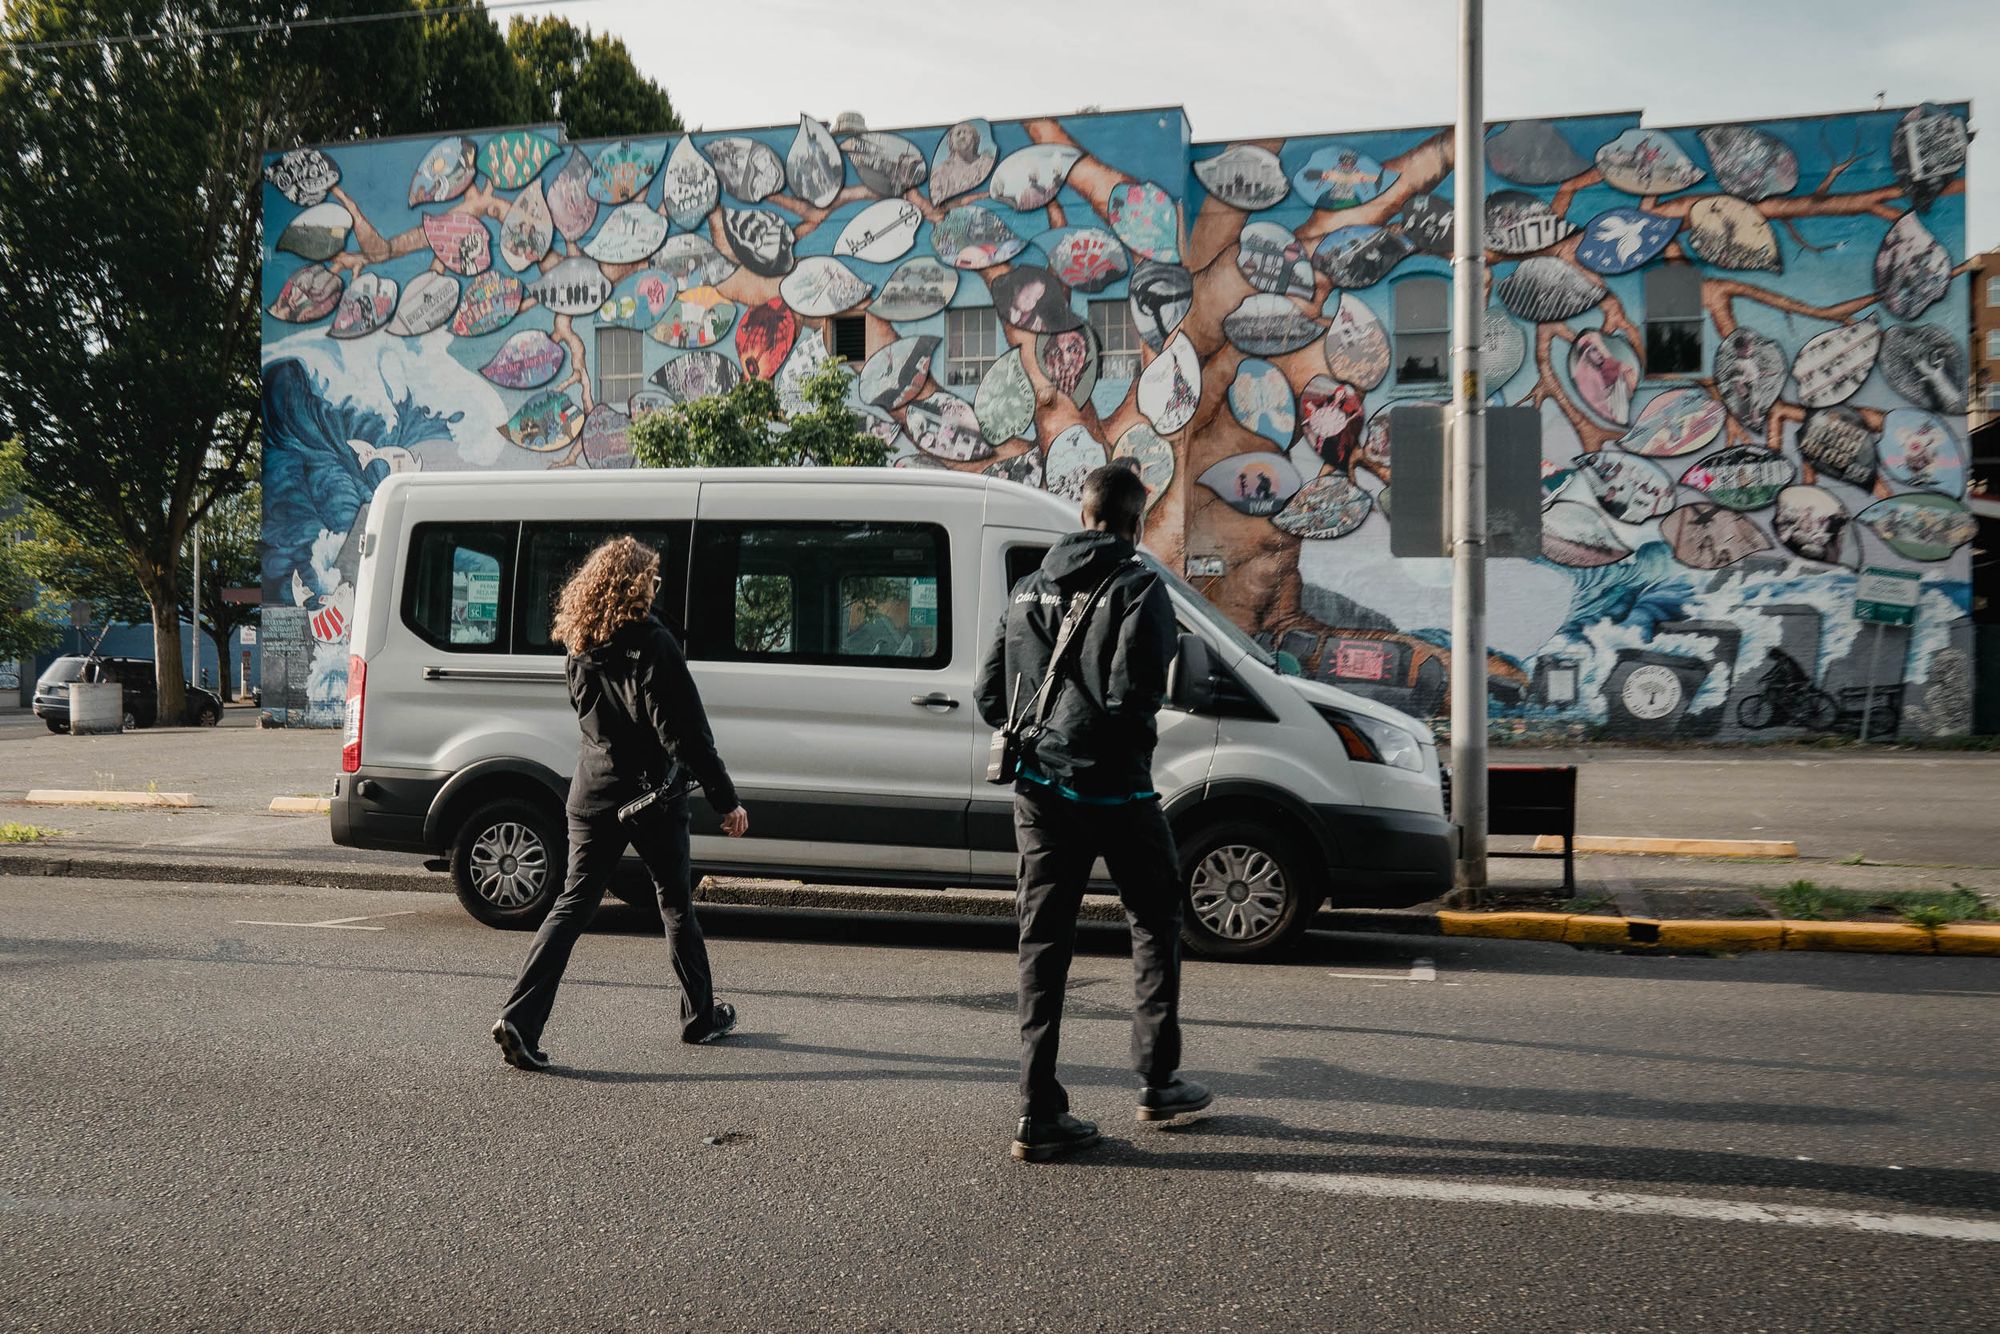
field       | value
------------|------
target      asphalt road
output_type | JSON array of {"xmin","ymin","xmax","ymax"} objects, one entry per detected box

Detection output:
[{"xmin": 3, "ymin": 873, "xmax": 1996, "ymax": 1330}]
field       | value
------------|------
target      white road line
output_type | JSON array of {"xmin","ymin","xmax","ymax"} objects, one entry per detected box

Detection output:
[
  {"xmin": 1255, "ymin": 1173, "xmax": 2000, "ymax": 1243},
  {"xmin": 1328, "ymin": 957, "xmax": 1437, "ymax": 983},
  {"xmin": 1408, "ymin": 957, "xmax": 1436, "ymax": 982},
  {"xmin": 231, "ymin": 912, "xmax": 417, "ymax": 931}
]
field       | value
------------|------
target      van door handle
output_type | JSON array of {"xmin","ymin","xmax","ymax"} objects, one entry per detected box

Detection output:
[{"xmin": 910, "ymin": 693, "xmax": 960, "ymax": 710}]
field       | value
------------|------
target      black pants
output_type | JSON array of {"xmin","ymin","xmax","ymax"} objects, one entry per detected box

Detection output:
[
  {"xmin": 499, "ymin": 798, "xmax": 717, "ymax": 1046},
  {"xmin": 1014, "ymin": 785, "xmax": 1183, "ymax": 1118}
]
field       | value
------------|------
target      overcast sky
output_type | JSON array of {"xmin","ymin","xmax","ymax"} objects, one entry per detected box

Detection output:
[{"xmin": 516, "ymin": 0, "xmax": 1995, "ymax": 252}]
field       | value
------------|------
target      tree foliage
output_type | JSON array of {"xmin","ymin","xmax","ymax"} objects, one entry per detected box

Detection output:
[
  {"xmin": 506, "ymin": 17, "xmax": 678, "ymax": 138},
  {"xmin": 630, "ymin": 363, "xmax": 888, "ymax": 470},
  {"xmin": 0, "ymin": 445, "xmax": 61, "ymax": 663}
]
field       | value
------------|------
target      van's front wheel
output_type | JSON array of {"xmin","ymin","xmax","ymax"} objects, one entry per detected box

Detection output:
[
  {"xmin": 452, "ymin": 797, "xmax": 565, "ymax": 929},
  {"xmin": 1178, "ymin": 820, "xmax": 1321, "ymax": 960}
]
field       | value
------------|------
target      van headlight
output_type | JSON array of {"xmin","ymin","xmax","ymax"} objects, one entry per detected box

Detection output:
[{"xmin": 1314, "ymin": 705, "xmax": 1426, "ymax": 772}]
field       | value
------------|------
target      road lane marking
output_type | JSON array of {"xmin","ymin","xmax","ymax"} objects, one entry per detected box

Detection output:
[
  {"xmin": 1328, "ymin": 956, "xmax": 1436, "ymax": 983},
  {"xmin": 1255, "ymin": 1172, "xmax": 2000, "ymax": 1243},
  {"xmin": 231, "ymin": 912, "xmax": 416, "ymax": 931}
]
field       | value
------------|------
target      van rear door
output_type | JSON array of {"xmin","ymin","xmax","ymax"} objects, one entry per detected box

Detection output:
[{"xmin": 688, "ymin": 479, "xmax": 979, "ymax": 877}]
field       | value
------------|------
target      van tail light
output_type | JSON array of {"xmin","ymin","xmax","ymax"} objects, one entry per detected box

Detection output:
[{"xmin": 342, "ymin": 655, "xmax": 366, "ymax": 773}]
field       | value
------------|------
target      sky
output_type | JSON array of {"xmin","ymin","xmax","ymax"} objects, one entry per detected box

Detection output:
[{"xmin": 514, "ymin": 0, "xmax": 1997, "ymax": 253}]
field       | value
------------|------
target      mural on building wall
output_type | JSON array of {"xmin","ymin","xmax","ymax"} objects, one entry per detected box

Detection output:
[{"xmin": 260, "ymin": 102, "xmax": 1973, "ymax": 739}]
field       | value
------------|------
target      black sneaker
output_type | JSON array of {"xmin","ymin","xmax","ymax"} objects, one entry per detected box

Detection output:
[
  {"xmin": 1137, "ymin": 1077, "xmax": 1213, "ymax": 1122},
  {"xmin": 686, "ymin": 1001, "xmax": 738, "ymax": 1045},
  {"xmin": 1011, "ymin": 1112, "xmax": 1101, "ymax": 1163},
  {"xmin": 491, "ymin": 1019, "xmax": 550, "ymax": 1071}
]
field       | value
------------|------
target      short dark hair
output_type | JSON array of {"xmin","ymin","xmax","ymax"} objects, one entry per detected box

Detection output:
[{"xmin": 1080, "ymin": 464, "xmax": 1148, "ymax": 539}]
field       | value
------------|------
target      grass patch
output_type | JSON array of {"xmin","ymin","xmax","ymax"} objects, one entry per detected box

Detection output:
[
  {"xmin": 1766, "ymin": 878, "xmax": 1996, "ymax": 925},
  {"xmin": 0, "ymin": 823, "xmax": 60, "ymax": 844},
  {"xmin": 1837, "ymin": 852, "xmax": 1868, "ymax": 866},
  {"xmin": 1558, "ymin": 892, "xmax": 1617, "ymax": 915}
]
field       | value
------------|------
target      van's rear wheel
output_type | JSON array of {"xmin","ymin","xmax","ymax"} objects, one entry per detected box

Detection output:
[
  {"xmin": 1178, "ymin": 820, "xmax": 1321, "ymax": 960},
  {"xmin": 452, "ymin": 797, "xmax": 566, "ymax": 929}
]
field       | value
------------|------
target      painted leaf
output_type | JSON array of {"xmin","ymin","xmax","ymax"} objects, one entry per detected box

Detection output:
[
  {"xmin": 499, "ymin": 390, "xmax": 583, "ymax": 451},
  {"xmin": 546, "ymin": 149, "xmax": 598, "ymax": 241},
  {"xmin": 1292, "ymin": 145, "xmax": 1396, "ymax": 210},
  {"xmin": 1194, "ymin": 144, "xmax": 1288, "ymax": 210},
  {"xmin": 1791, "ymin": 318, "xmax": 1880, "ymax": 409},
  {"xmin": 1228, "ymin": 358, "xmax": 1296, "ymax": 447},
  {"xmin": 1198, "ymin": 451, "xmax": 1303, "ymax": 518},
  {"xmin": 1574, "ymin": 208, "xmax": 1678, "ymax": 275},
  {"xmin": 774, "ymin": 329, "xmax": 836, "ymax": 416},
  {"xmin": 734, "ymin": 298, "xmax": 797, "ymax": 380},
  {"xmin": 1878, "ymin": 409, "xmax": 1966, "ymax": 498},
  {"xmin": 1714, "ymin": 328, "xmax": 1786, "ymax": 431},
  {"xmin": 973, "ymin": 346, "xmax": 1037, "ymax": 444},
  {"xmin": 1496, "ymin": 257, "xmax": 1605, "ymax": 323},
  {"xmin": 1874, "ymin": 213, "xmax": 1952, "ymax": 320},
  {"xmin": 1577, "ymin": 451, "xmax": 1675, "ymax": 522},
  {"xmin": 267, "ymin": 264, "xmax": 343, "ymax": 323},
  {"xmin": 1660, "ymin": 503, "xmax": 1772, "ymax": 569},
  {"xmin": 928, "ymin": 120, "xmax": 996, "ymax": 204},
  {"xmin": 528, "ymin": 257, "xmax": 615, "ymax": 317},
  {"xmin": 1684, "ymin": 196, "xmax": 1780, "ymax": 272},
  {"xmin": 1481, "ymin": 309, "xmax": 1527, "ymax": 387},
  {"xmin": 1036, "ymin": 326, "xmax": 1099, "ymax": 405},
  {"xmin": 409, "ymin": 136, "xmax": 476, "ymax": 205},
  {"xmin": 984, "ymin": 448, "xmax": 1043, "ymax": 488},
  {"xmin": 579, "ymin": 404, "xmax": 633, "ymax": 470},
  {"xmin": 480, "ymin": 131, "xmax": 558, "ymax": 191},
  {"xmin": 264, "ymin": 148, "xmax": 339, "ymax": 207},
  {"xmin": 328, "ymin": 272, "xmax": 396, "ymax": 340},
  {"xmin": 1798, "ymin": 407, "xmax": 1879, "ymax": 488},
  {"xmin": 1048, "ymin": 228, "xmax": 1129, "ymax": 295},
  {"xmin": 1679, "ymin": 446, "xmax": 1796, "ymax": 511},
  {"xmin": 661, "ymin": 137, "xmax": 719, "ymax": 230},
  {"xmin": 1272, "ymin": 475, "xmax": 1373, "ymax": 540},
  {"xmin": 276, "ymin": 202, "xmax": 352, "ymax": 262},
  {"xmin": 860, "ymin": 335, "xmax": 942, "ymax": 412},
  {"xmin": 705, "ymin": 136, "xmax": 785, "ymax": 203},
  {"xmin": 871, "ymin": 256, "xmax": 959, "ymax": 323},
  {"xmin": 989, "ymin": 265, "xmax": 1082, "ymax": 334},
  {"xmin": 905, "ymin": 392, "xmax": 990, "ymax": 462},
  {"xmin": 595, "ymin": 268, "xmax": 677, "ymax": 329},
  {"xmin": 721, "ymin": 207, "xmax": 796, "ymax": 279},
  {"xmin": 1891, "ymin": 104, "xmax": 1969, "ymax": 212},
  {"xmin": 1568, "ymin": 331, "xmax": 1641, "ymax": 426},
  {"xmin": 1698, "ymin": 126, "xmax": 1798, "ymax": 202},
  {"xmin": 1594, "ymin": 129, "xmax": 1704, "ymax": 195},
  {"xmin": 1237, "ymin": 221, "xmax": 1314, "ymax": 299},
  {"xmin": 1322, "ymin": 294, "xmax": 1390, "ymax": 391},
  {"xmin": 786, "ymin": 114, "xmax": 843, "ymax": 208},
  {"xmin": 1129, "ymin": 261, "xmax": 1193, "ymax": 351},
  {"xmin": 479, "ymin": 329, "xmax": 565, "ymax": 389},
  {"xmin": 582, "ymin": 203, "xmax": 668, "ymax": 264},
  {"xmin": 779, "ymin": 256, "xmax": 871, "ymax": 318},
  {"xmin": 1486, "ymin": 190, "xmax": 1577, "ymax": 256},
  {"xmin": 838, "ymin": 131, "xmax": 928, "ymax": 197},
  {"xmin": 1106, "ymin": 181, "xmax": 1179, "ymax": 262},
  {"xmin": 1771, "ymin": 486, "xmax": 1855, "ymax": 566},
  {"xmin": 1879, "ymin": 324, "xmax": 1967, "ymax": 414},
  {"xmin": 1618, "ymin": 388, "xmax": 1726, "ymax": 457},
  {"xmin": 647, "ymin": 286, "xmax": 738, "ymax": 349},
  {"xmin": 1112, "ymin": 424, "xmax": 1175, "ymax": 508},
  {"xmin": 1486, "ymin": 120, "xmax": 1588, "ymax": 185},
  {"xmin": 834, "ymin": 199, "xmax": 924, "ymax": 263},
  {"xmin": 386, "ymin": 272, "xmax": 458, "ymax": 337},
  {"xmin": 449, "ymin": 272, "xmax": 522, "ymax": 337},
  {"xmin": 1541, "ymin": 500, "xmax": 1634, "ymax": 567},
  {"xmin": 1223, "ymin": 293, "xmax": 1323, "ymax": 356},
  {"xmin": 648, "ymin": 349, "xmax": 741, "ymax": 403},
  {"xmin": 422, "ymin": 212, "xmax": 491, "ymax": 276},
  {"xmin": 1856, "ymin": 492, "xmax": 1976, "ymax": 562},
  {"xmin": 1138, "ymin": 332, "xmax": 1202, "ymax": 434},
  {"xmin": 498, "ymin": 182, "xmax": 554, "ymax": 271},
  {"xmin": 932, "ymin": 205, "xmax": 1024, "ymax": 270},
  {"xmin": 1311, "ymin": 226, "xmax": 1413, "ymax": 289},
  {"xmin": 587, "ymin": 139, "xmax": 666, "ymax": 205},
  {"xmin": 655, "ymin": 234, "xmax": 739, "ymax": 291},
  {"xmin": 1045, "ymin": 426, "xmax": 1109, "ymax": 502},
  {"xmin": 989, "ymin": 143, "xmax": 1082, "ymax": 212}
]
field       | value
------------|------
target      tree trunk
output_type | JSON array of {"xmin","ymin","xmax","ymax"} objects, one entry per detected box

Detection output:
[
  {"xmin": 204, "ymin": 621, "xmax": 233, "ymax": 702},
  {"xmin": 147, "ymin": 591, "xmax": 187, "ymax": 726}
]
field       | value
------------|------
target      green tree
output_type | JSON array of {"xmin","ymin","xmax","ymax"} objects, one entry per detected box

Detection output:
[
  {"xmin": 506, "ymin": 16, "xmax": 679, "ymax": 138},
  {"xmin": 0, "ymin": 446, "xmax": 61, "ymax": 664},
  {"xmin": 0, "ymin": 1, "xmax": 435, "ymax": 722},
  {"xmin": 414, "ymin": 0, "xmax": 532, "ymax": 130},
  {"xmin": 630, "ymin": 363, "xmax": 887, "ymax": 469},
  {"xmin": 179, "ymin": 477, "xmax": 262, "ymax": 701}
]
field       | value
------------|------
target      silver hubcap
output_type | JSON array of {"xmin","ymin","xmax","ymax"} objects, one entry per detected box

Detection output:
[
  {"xmin": 468, "ymin": 821, "xmax": 549, "ymax": 907},
  {"xmin": 1189, "ymin": 844, "xmax": 1290, "ymax": 941}
]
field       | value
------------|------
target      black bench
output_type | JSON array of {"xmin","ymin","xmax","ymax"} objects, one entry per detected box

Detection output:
[{"xmin": 1455, "ymin": 764, "xmax": 1577, "ymax": 891}]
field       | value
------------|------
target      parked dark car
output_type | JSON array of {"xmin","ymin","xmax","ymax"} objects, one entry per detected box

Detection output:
[{"xmin": 32, "ymin": 656, "xmax": 222, "ymax": 732}]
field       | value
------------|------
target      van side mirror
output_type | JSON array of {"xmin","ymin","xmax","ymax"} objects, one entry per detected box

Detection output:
[{"xmin": 1168, "ymin": 633, "xmax": 1216, "ymax": 713}]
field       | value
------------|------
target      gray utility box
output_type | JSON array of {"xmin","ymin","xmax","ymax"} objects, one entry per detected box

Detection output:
[
  {"xmin": 1388, "ymin": 405, "xmax": 1542, "ymax": 558},
  {"xmin": 68, "ymin": 681, "xmax": 123, "ymax": 734}
]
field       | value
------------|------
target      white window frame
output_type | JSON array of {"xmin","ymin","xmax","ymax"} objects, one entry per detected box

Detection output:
[
  {"xmin": 1986, "ymin": 328, "xmax": 2000, "ymax": 360},
  {"xmin": 1643, "ymin": 263, "xmax": 1704, "ymax": 376},
  {"xmin": 1393, "ymin": 277, "xmax": 1448, "ymax": 384},
  {"xmin": 1987, "ymin": 274, "xmax": 2000, "ymax": 308},
  {"xmin": 596, "ymin": 326, "xmax": 644, "ymax": 408},
  {"xmin": 1088, "ymin": 300, "xmax": 1142, "ymax": 382},
  {"xmin": 944, "ymin": 307, "xmax": 1004, "ymax": 388}
]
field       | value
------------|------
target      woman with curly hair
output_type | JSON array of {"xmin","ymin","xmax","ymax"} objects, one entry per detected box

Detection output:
[{"xmin": 493, "ymin": 536, "xmax": 750, "ymax": 1070}]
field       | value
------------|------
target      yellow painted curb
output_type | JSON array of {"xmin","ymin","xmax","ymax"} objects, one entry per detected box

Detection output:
[
  {"xmin": 24, "ymin": 789, "xmax": 196, "ymax": 809},
  {"xmin": 268, "ymin": 797, "xmax": 332, "ymax": 815},
  {"xmin": 1437, "ymin": 910, "xmax": 1571, "ymax": 942},
  {"xmin": 1653, "ymin": 920, "xmax": 1785, "ymax": 951},
  {"xmin": 1933, "ymin": 924, "xmax": 2000, "ymax": 957},
  {"xmin": 1532, "ymin": 834, "xmax": 1798, "ymax": 859},
  {"xmin": 1780, "ymin": 921, "xmax": 1935, "ymax": 954},
  {"xmin": 1564, "ymin": 915, "xmax": 1657, "ymax": 947}
]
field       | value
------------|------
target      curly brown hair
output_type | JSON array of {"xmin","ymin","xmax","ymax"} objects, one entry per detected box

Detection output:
[{"xmin": 551, "ymin": 536, "xmax": 659, "ymax": 654}]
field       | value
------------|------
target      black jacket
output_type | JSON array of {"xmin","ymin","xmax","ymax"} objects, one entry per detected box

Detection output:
[
  {"xmin": 975, "ymin": 531, "xmax": 1176, "ymax": 800},
  {"xmin": 566, "ymin": 615, "xmax": 738, "ymax": 818}
]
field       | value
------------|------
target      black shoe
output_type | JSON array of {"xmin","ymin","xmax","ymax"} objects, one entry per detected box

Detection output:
[
  {"xmin": 686, "ymin": 1001, "xmax": 737, "ymax": 1045},
  {"xmin": 1011, "ymin": 1112, "xmax": 1101, "ymax": 1163},
  {"xmin": 1137, "ymin": 1077, "xmax": 1213, "ymax": 1122},
  {"xmin": 491, "ymin": 1019, "xmax": 550, "ymax": 1071}
]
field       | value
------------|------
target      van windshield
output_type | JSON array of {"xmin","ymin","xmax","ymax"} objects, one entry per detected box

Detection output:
[{"xmin": 1138, "ymin": 555, "xmax": 1285, "ymax": 674}]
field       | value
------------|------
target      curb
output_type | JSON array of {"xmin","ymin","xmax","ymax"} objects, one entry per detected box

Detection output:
[
  {"xmin": 24, "ymin": 789, "xmax": 198, "ymax": 809},
  {"xmin": 0, "ymin": 849, "xmax": 1993, "ymax": 957},
  {"xmin": 1530, "ymin": 834, "xmax": 1799, "ymax": 859},
  {"xmin": 268, "ymin": 797, "xmax": 332, "ymax": 815}
]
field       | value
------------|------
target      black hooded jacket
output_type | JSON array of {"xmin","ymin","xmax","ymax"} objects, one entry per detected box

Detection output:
[
  {"xmin": 975, "ymin": 531, "xmax": 1176, "ymax": 801},
  {"xmin": 566, "ymin": 615, "xmax": 738, "ymax": 818}
]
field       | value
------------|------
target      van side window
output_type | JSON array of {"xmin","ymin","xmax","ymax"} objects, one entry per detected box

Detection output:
[
  {"xmin": 1004, "ymin": 544, "xmax": 1048, "ymax": 592},
  {"xmin": 687, "ymin": 521, "xmax": 950, "ymax": 668},
  {"xmin": 403, "ymin": 522, "xmax": 517, "ymax": 652},
  {"xmin": 515, "ymin": 522, "xmax": 692, "ymax": 653}
]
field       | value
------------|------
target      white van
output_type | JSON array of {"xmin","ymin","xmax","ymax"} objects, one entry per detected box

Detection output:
[{"xmin": 330, "ymin": 468, "xmax": 1452, "ymax": 959}]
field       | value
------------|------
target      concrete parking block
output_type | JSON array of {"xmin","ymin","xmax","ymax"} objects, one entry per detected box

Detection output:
[
  {"xmin": 268, "ymin": 797, "xmax": 332, "ymax": 815},
  {"xmin": 1533, "ymin": 834, "xmax": 1799, "ymax": 859},
  {"xmin": 24, "ymin": 789, "xmax": 197, "ymax": 808}
]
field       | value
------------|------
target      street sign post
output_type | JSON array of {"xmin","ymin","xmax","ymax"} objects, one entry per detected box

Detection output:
[{"xmin": 1853, "ymin": 567, "xmax": 1920, "ymax": 742}]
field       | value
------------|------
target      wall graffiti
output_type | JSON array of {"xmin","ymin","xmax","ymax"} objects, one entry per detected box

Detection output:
[{"xmin": 260, "ymin": 102, "xmax": 1974, "ymax": 740}]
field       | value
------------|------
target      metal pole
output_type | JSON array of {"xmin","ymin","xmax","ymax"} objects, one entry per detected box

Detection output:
[
  {"xmin": 1449, "ymin": 0, "xmax": 1489, "ymax": 897},
  {"xmin": 191, "ymin": 521, "xmax": 202, "ymax": 691},
  {"xmin": 1858, "ymin": 619, "xmax": 1883, "ymax": 743}
]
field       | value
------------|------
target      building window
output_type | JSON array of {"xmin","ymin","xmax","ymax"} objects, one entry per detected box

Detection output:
[
  {"xmin": 596, "ymin": 327, "xmax": 644, "ymax": 408},
  {"xmin": 1393, "ymin": 277, "xmax": 1448, "ymax": 383},
  {"xmin": 1985, "ymin": 383, "xmax": 2000, "ymax": 411},
  {"xmin": 1987, "ymin": 329, "xmax": 2000, "ymax": 360},
  {"xmin": 1643, "ymin": 263, "xmax": 1704, "ymax": 375},
  {"xmin": 944, "ymin": 307, "xmax": 1004, "ymax": 388},
  {"xmin": 1988, "ymin": 274, "xmax": 2000, "ymax": 307},
  {"xmin": 1088, "ymin": 300, "xmax": 1141, "ymax": 381},
  {"xmin": 830, "ymin": 315, "xmax": 868, "ymax": 365}
]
